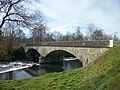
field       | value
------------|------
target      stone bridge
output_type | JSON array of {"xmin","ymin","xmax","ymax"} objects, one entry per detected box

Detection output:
[{"xmin": 25, "ymin": 40, "xmax": 113, "ymax": 66}]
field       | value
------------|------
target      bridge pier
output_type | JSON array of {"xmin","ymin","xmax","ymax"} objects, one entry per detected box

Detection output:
[
  {"xmin": 108, "ymin": 40, "xmax": 113, "ymax": 47},
  {"xmin": 39, "ymin": 56, "xmax": 45, "ymax": 64}
]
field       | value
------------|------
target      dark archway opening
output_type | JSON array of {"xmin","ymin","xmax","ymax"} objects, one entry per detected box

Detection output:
[
  {"xmin": 26, "ymin": 49, "xmax": 41, "ymax": 63},
  {"xmin": 45, "ymin": 50, "xmax": 83, "ymax": 69}
]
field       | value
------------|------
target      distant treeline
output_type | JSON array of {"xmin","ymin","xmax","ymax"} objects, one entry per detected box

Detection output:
[{"xmin": 0, "ymin": 24, "xmax": 119, "ymax": 62}]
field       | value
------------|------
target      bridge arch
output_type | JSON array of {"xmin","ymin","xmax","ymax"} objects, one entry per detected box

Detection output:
[
  {"xmin": 26, "ymin": 48, "xmax": 41, "ymax": 62},
  {"xmin": 26, "ymin": 46, "xmax": 108, "ymax": 66},
  {"xmin": 44, "ymin": 50, "xmax": 83, "ymax": 66}
]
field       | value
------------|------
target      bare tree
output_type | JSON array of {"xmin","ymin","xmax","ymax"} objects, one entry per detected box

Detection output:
[
  {"xmin": 86, "ymin": 23, "xmax": 95, "ymax": 40},
  {"xmin": 75, "ymin": 26, "xmax": 83, "ymax": 40},
  {"xmin": 0, "ymin": 0, "xmax": 41, "ymax": 35},
  {"xmin": 2, "ymin": 24, "xmax": 17, "ymax": 54},
  {"xmin": 91, "ymin": 27, "xmax": 111, "ymax": 40},
  {"xmin": 85, "ymin": 24, "xmax": 112, "ymax": 41},
  {"xmin": 113, "ymin": 32, "xmax": 119, "ymax": 41},
  {"xmin": 51, "ymin": 31, "xmax": 63, "ymax": 41},
  {"xmin": 31, "ymin": 23, "xmax": 46, "ymax": 43},
  {"xmin": 91, "ymin": 28, "xmax": 104, "ymax": 40},
  {"xmin": 43, "ymin": 32, "xmax": 55, "ymax": 42}
]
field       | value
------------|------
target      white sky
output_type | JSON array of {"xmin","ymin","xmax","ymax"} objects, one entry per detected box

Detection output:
[
  {"xmin": 1, "ymin": 0, "xmax": 120, "ymax": 37},
  {"xmin": 34, "ymin": 0, "xmax": 120, "ymax": 37}
]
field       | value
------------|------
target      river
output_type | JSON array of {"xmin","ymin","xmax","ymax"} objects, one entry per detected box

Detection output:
[{"xmin": 0, "ymin": 59, "xmax": 82, "ymax": 80}]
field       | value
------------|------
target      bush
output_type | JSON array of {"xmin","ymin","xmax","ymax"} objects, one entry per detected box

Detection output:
[
  {"xmin": 11, "ymin": 46, "xmax": 26, "ymax": 61},
  {"xmin": 0, "ymin": 45, "xmax": 10, "ymax": 62}
]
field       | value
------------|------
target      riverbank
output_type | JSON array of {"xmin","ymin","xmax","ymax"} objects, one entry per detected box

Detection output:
[{"xmin": 0, "ymin": 46, "xmax": 120, "ymax": 90}]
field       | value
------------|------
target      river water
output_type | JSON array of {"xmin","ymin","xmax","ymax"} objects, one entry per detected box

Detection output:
[{"xmin": 0, "ymin": 60, "xmax": 82, "ymax": 80}]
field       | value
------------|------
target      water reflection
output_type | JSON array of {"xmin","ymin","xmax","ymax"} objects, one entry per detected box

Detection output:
[
  {"xmin": 0, "ymin": 60, "xmax": 82, "ymax": 80},
  {"xmin": 24, "ymin": 64, "xmax": 64, "ymax": 76},
  {"xmin": 0, "ymin": 70, "xmax": 32, "ymax": 80},
  {"xmin": 63, "ymin": 59, "xmax": 82, "ymax": 70}
]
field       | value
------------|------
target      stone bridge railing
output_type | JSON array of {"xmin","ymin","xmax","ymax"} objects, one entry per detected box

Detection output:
[{"xmin": 26, "ymin": 40, "xmax": 114, "ymax": 48}]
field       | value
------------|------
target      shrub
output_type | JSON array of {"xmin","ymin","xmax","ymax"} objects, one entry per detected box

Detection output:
[
  {"xmin": 11, "ymin": 46, "xmax": 26, "ymax": 61},
  {"xmin": 0, "ymin": 45, "xmax": 10, "ymax": 62}
]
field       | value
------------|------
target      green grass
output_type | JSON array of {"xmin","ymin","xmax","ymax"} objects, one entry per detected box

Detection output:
[{"xmin": 0, "ymin": 46, "xmax": 120, "ymax": 90}]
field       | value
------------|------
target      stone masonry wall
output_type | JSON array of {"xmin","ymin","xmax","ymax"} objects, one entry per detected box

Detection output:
[{"xmin": 26, "ymin": 46, "xmax": 108, "ymax": 66}]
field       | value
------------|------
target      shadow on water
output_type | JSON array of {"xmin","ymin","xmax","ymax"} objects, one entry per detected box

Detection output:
[{"xmin": 24, "ymin": 64, "xmax": 64, "ymax": 77}]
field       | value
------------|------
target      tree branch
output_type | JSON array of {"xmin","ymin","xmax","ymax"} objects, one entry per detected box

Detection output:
[{"xmin": 5, "ymin": 18, "xmax": 29, "ymax": 25}]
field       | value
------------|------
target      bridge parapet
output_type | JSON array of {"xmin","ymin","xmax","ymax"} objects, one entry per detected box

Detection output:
[{"xmin": 26, "ymin": 40, "xmax": 112, "ymax": 48}]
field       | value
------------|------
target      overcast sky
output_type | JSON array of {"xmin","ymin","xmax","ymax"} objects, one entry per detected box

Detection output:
[{"xmin": 36, "ymin": 0, "xmax": 120, "ymax": 36}]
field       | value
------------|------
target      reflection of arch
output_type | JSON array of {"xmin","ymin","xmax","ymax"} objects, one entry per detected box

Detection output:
[
  {"xmin": 26, "ymin": 49, "xmax": 41, "ymax": 62},
  {"xmin": 63, "ymin": 59, "xmax": 83, "ymax": 70},
  {"xmin": 45, "ymin": 50, "xmax": 83, "ymax": 66},
  {"xmin": 24, "ymin": 65, "xmax": 64, "ymax": 76}
]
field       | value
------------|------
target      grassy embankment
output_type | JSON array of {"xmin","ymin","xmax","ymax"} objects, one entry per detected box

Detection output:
[{"xmin": 0, "ymin": 46, "xmax": 120, "ymax": 90}]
